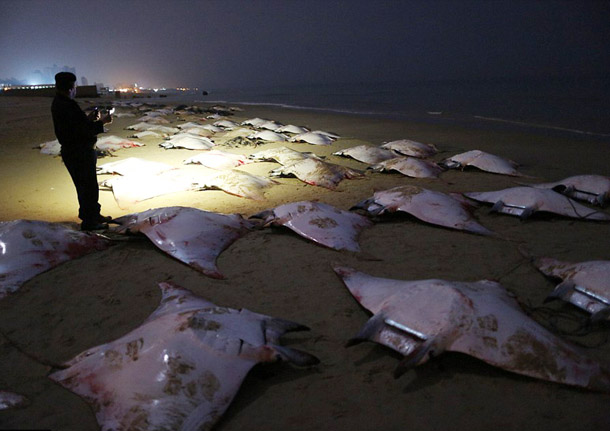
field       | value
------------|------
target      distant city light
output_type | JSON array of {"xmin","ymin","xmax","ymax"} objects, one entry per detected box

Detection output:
[
  {"xmin": 1, "ymin": 80, "xmax": 198, "ymax": 95},
  {"xmin": 2, "ymin": 84, "xmax": 55, "ymax": 91},
  {"xmin": 107, "ymin": 84, "xmax": 198, "ymax": 94}
]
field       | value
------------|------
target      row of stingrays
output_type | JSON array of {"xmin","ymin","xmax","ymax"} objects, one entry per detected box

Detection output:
[
  {"xmin": 0, "ymin": 104, "xmax": 607, "ymax": 427},
  {"xmin": 38, "ymin": 105, "xmax": 610, "ymax": 212}
]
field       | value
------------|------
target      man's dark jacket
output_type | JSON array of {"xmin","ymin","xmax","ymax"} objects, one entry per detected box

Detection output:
[{"xmin": 51, "ymin": 93, "xmax": 103, "ymax": 152}]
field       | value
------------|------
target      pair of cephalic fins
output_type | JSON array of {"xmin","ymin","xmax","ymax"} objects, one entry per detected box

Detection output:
[
  {"xmin": 535, "ymin": 257, "xmax": 610, "ymax": 321},
  {"xmin": 465, "ymin": 186, "xmax": 610, "ymax": 221}
]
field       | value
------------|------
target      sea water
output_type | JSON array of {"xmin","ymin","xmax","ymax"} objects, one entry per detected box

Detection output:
[{"xmin": 192, "ymin": 77, "xmax": 609, "ymax": 140}]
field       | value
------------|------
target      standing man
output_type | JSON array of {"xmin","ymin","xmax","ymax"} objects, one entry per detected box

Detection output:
[{"xmin": 51, "ymin": 72, "xmax": 113, "ymax": 231}]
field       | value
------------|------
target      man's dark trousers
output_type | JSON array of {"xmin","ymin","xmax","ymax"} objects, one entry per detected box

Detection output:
[{"xmin": 61, "ymin": 148, "xmax": 101, "ymax": 223}]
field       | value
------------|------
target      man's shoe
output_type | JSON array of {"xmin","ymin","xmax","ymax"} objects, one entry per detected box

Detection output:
[
  {"xmin": 81, "ymin": 222, "xmax": 109, "ymax": 231},
  {"xmin": 98, "ymin": 215, "xmax": 113, "ymax": 223}
]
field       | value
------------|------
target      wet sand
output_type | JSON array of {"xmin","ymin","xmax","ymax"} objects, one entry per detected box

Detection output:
[{"xmin": 0, "ymin": 95, "xmax": 609, "ymax": 431}]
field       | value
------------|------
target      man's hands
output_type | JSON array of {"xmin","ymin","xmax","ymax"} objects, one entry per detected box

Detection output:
[
  {"xmin": 88, "ymin": 108, "xmax": 112, "ymax": 124},
  {"xmin": 101, "ymin": 113, "xmax": 113, "ymax": 124},
  {"xmin": 87, "ymin": 108, "xmax": 101, "ymax": 121}
]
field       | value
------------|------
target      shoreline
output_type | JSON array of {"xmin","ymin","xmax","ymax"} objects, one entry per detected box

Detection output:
[
  {"xmin": 204, "ymin": 99, "xmax": 610, "ymax": 141},
  {"xmin": 1, "ymin": 96, "xmax": 609, "ymax": 431}
]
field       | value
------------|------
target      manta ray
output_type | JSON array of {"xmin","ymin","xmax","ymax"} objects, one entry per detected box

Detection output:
[
  {"xmin": 137, "ymin": 115, "xmax": 170, "ymax": 124},
  {"xmin": 241, "ymin": 117, "xmax": 268, "ymax": 127},
  {"xmin": 102, "ymin": 167, "xmax": 276, "ymax": 207},
  {"xmin": 525, "ymin": 174, "xmax": 610, "ymax": 207},
  {"xmin": 218, "ymin": 127, "xmax": 257, "ymax": 142},
  {"xmin": 334, "ymin": 266, "xmax": 610, "ymax": 392},
  {"xmin": 440, "ymin": 150, "xmax": 523, "ymax": 176},
  {"xmin": 97, "ymin": 157, "xmax": 174, "ymax": 176},
  {"xmin": 248, "ymin": 146, "xmax": 322, "ymax": 166},
  {"xmin": 289, "ymin": 132, "xmax": 334, "ymax": 146},
  {"xmin": 247, "ymin": 130, "xmax": 288, "ymax": 142},
  {"xmin": 100, "ymin": 170, "xmax": 198, "ymax": 209},
  {"xmin": 183, "ymin": 150, "xmax": 252, "ymax": 170},
  {"xmin": 353, "ymin": 185, "xmax": 493, "ymax": 235},
  {"xmin": 251, "ymin": 201, "xmax": 373, "ymax": 252},
  {"xmin": 380, "ymin": 139, "xmax": 438, "ymax": 158},
  {"xmin": 160, "ymin": 135, "xmax": 215, "ymax": 150},
  {"xmin": 271, "ymin": 158, "xmax": 363, "ymax": 190},
  {"xmin": 310, "ymin": 130, "xmax": 340, "ymax": 139},
  {"xmin": 275, "ymin": 124, "xmax": 310, "ymax": 135},
  {"xmin": 40, "ymin": 136, "xmax": 143, "ymax": 156},
  {"xmin": 0, "ymin": 391, "xmax": 28, "ymax": 410},
  {"xmin": 180, "ymin": 126, "xmax": 216, "ymax": 138},
  {"xmin": 125, "ymin": 123, "xmax": 179, "ymax": 135},
  {"xmin": 535, "ymin": 257, "xmax": 610, "ymax": 321},
  {"xmin": 213, "ymin": 119, "xmax": 239, "ymax": 129},
  {"xmin": 147, "ymin": 125, "xmax": 180, "ymax": 135},
  {"xmin": 0, "ymin": 220, "xmax": 110, "ymax": 299},
  {"xmin": 200, "ymin": 124, "xmax": 224, "ymax": 133},
  {"xmin": 176, "ymin": 121, "xmax": 205, "ymax": 130},
  {"xmin": 256, "ymin": 120, "xmax": 284, "ymax": 131},
  {"xmin": 195, "ymin": 169, "xmax": 278, "ymax": 200},
  {"xmin": 332, "ymin": 145, "xmax": 397, "ymax": 165},
  {"xmin": 369, "ymin": 156, "xmax": 444, "ymax": 179},
  {"xmin": 113, "ymin": 207, "xmax": 257, "ymax": 278},
  {"xmin": 38, "ymin": 139, "xmax": 61, "ymax": 156},
  {"xmin": 464, "ymin": 187, "xmax": 610, "ymax": 221},
  {"xmin": 49, "ymin": 281, "xmax": 319, "ymax": 430},
  {"xmin": 129, "ymin": 130, "xmax": 164, "ymax": 139},
  {"xmin": 137, "ymin": 110, "xmax": 169, "ymax": 120},
  {"xmin": 95, "ymin": 136, "xmax": 143, "ymax": 152}
]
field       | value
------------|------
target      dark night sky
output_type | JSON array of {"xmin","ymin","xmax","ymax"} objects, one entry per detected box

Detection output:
[{"xmin": 1, "ymin": 0, "xmax": 609, "ymax": 89}]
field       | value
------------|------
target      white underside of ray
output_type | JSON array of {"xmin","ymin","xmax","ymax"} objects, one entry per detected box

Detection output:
[
  {"xmin": 49, "ymin": 281, "xmax": 317, "ymax": 431},
  {"xmin": 335, "ymin": 266, "xmax": 610, "ymax": 391}
]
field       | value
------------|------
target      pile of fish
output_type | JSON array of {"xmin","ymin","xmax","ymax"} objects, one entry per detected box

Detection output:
[{"xmin": 4, "ymin": 101, "xmax": 608, "ymax": 428}]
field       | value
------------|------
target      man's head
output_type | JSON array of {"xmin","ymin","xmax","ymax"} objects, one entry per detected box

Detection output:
[{"xmin": 55, "ymin": 72, "xmax": 77, "ymax": 98}]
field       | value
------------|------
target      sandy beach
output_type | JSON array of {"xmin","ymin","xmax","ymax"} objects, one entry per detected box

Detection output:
[{"xmin": 0, "ymin": 95, "xmax": 609, "ymax": 431}]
